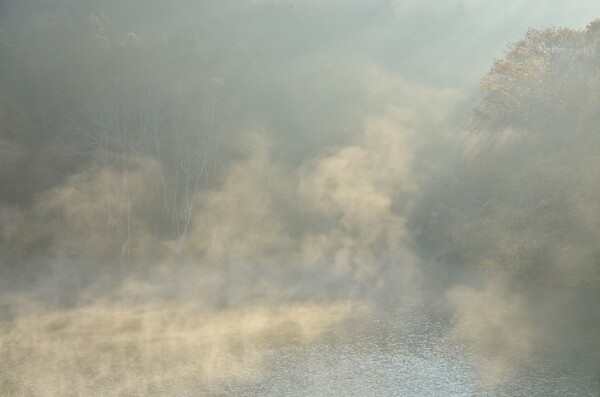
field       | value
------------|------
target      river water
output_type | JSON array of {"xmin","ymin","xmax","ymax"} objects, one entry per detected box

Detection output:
[
  {"xmin": 204, "ymin": 301, "xmax": 599, "ymax": 397},
  {"xmin": 1, "ymin": 287, "xmax": 599, "ymax": 396}
]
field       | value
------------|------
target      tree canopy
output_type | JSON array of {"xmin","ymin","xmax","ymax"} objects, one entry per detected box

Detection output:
[
  {"xmin": 474, "ymin": 22, "xmax": 600, "ymax": 132},
  {"xmin": 415, "ymin": 20, "xmax": 600, "ymax": 287}
]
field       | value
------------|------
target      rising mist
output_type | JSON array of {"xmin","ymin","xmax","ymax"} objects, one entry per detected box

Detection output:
[{"xmin": 1, "ymin": 1, "xmax": 599, "ymax": 395}]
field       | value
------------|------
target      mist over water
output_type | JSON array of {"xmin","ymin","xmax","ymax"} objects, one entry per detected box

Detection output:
[{"xmin": 1, "ymin": 1, "xmax": 600, "ymax": 395}]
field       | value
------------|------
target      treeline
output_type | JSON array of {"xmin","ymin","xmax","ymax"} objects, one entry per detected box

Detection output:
[
  {"xmin": 0, "ymin": 5, "xmax": 599, "ymax": 289},
  {"xmin": 0, "ymin": 9, "xmax": 237, "ymax": 262},
  {"xmin": 413, "ymin": 21, "xmax": 600, "ymax": 287}
]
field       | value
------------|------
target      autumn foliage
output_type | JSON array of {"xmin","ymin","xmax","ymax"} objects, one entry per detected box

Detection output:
[
  {"xmin": 474, "ymin": 22, "xmax": 600, "ymax": 131},
  {"xmin": 415, "ymin": 20, "xmax": 600, "ymax": 287}
]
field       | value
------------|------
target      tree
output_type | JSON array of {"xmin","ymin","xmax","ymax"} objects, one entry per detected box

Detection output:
[
  {"xmin": 417, "ymin": 20, "xmax": 600, "ymax": 287},
  {"xmin": 152, "ymin": 84, "xmax": 223, "ymax": 255},
  {"xmin": 473, "ymin": 26, "xmax": 589, "ymax": 132}
]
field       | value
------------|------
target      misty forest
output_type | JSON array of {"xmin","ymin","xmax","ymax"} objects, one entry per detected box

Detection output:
[{"xmin": 0, "ymin": 1, "xmax": 599, "ymax": 396}]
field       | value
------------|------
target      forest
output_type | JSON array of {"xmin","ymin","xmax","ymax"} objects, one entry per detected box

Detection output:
[{"xmin": 1, "ymin": 1, "xmax": 598, "ymax": 295}]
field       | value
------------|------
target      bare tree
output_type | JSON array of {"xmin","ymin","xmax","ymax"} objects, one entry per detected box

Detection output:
[
  {"xmin": 63, "ymin": 80, "xmax": 150, "ymax": 261},
  {"xmin": 63, "ymin": 78, "xmax": 227, "ymax": 260},
  {"xmin": 163, "ymin": 82, "xmax": 224, "ymax": 254}
]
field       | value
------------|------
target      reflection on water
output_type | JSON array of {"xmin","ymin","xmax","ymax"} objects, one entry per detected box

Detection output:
[
  {"xmin": 1, "ymin": 295, "xmax": 598, "ymax": 396},
  {"xmin": 210, "ymin": 302, "xmax": 599, "ymax": 397}
]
